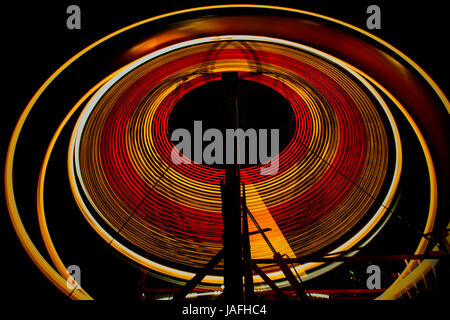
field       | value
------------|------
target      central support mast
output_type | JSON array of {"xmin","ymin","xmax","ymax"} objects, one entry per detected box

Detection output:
[{"xmin": 220, "ymin": 71, "xmax": 244, "ymax": 301}]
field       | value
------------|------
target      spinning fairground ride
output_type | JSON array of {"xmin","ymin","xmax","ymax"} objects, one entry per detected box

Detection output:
[{"xmin": 4, "ymin": 3, "xmax": 449, "ymax": 303}]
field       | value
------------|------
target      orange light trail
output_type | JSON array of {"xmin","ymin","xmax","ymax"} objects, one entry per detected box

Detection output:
[{"xmin": 5, "ymin": 5, "xmax": 446, "ymax": 300}]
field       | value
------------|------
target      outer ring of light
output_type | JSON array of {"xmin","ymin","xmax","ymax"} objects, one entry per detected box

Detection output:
[
  {"xmin": 4, "ymin": 5, "xmax": 444, "ymax": 299},
  {"xmin": 69, "ymin": 35, "xmax": 402, "ymax": 286}
]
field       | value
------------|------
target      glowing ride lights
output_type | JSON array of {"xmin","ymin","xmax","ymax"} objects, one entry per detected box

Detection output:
[
  {"xmin": 71, "ymin": 36, "xmax": 399, "ymax": 286},
  {"xmin": 170, "ymin": 120, "xmax": 280, "ymax": 175},
  {"xmin": 5, "ymin": 5, "xmax": 447, "ymax": 300}
]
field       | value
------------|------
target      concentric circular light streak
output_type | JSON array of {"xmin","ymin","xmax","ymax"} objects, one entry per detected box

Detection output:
[
  {"xmin": 5, "ymin": 5, "xmax": 447, "ymax": 300},
  {"xmin": 70, "ymin": 36, "xmax": 400, "ymax": 286}
]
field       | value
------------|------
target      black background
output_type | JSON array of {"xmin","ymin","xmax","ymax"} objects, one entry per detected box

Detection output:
[{"xmin": 1, "ymin": 0, "xmax": 448, "ymax": 313}]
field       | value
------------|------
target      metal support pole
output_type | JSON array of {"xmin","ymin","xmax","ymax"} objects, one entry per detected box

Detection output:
[
  {"xmin": 221, "ymin": 72, "xmax": 244, "ymax": 302},
  {"xmin": 242, "ymin": 183, "xmax": 254, "ymax": 301}
]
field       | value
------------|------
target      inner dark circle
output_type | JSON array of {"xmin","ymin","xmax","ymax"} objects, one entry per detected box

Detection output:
[{"xmin": 168, "ymin": 77, "xmax": 295, "ymax": 169}]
